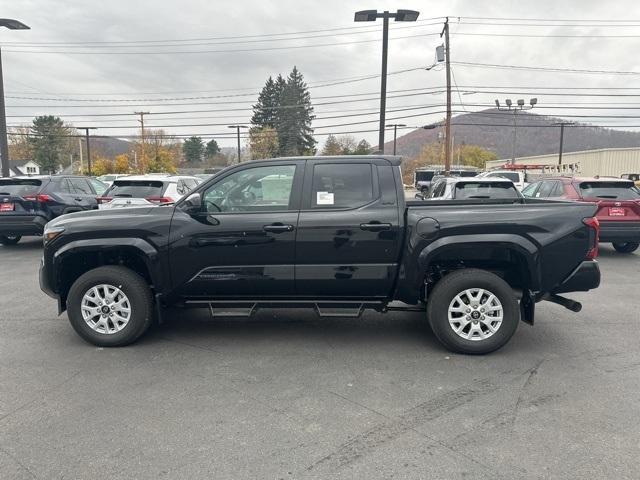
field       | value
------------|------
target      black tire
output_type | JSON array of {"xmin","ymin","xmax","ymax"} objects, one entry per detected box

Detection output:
[
  {"xmin": 426, "ymin": 268, "xmax": 520, "ymax": 355},
  {"xmin": 612, "ymin": 242, "xmax": 639, "ymax": 254},
  {"xmin": 67, "ymin": 266, "xmax": 154, "ymax": 347},
  {"xmin": 0, "ymin": 235, "xmax": 21, "ymax": 245}
]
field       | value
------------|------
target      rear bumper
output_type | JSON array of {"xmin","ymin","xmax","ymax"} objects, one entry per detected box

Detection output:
[
  {"xmin": 553, "ymin": 260, "xmax": 601, "ymax": 294},
  {"xmin": 0, "ymin": 215, "xmax": 47, "ymax": 236},
  {"xmin": 599, "ymin": 221, "xmax": 640, "ymax": 242}
]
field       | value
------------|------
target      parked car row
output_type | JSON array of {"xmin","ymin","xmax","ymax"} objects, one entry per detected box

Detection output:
[{"xmin": 0, "ymin": 174, "xmax": 201, "ymax": 244}]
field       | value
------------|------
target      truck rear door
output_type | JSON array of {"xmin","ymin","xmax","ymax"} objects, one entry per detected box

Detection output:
[{"xmin": 294, "ymin": 159, "xmax": 402, "ymax": 298}]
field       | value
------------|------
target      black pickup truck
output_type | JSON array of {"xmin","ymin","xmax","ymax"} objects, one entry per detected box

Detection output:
[{"xmin": 39, "ymin": 156, "xmax": 601, "ymax": 354}]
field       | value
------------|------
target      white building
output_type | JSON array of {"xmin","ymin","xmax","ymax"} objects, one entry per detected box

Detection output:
[
  {"xmin": 9, "ymin": 160, "xmax": 41, "ymax": 176},
  {"xmin": 486, "ymin": 147, "xmax": 640, "ymax": 177}
]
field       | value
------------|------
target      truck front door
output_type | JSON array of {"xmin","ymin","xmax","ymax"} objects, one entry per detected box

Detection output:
[
  {"xmin": 295, "ymin": 159, "xmax": 402, "ymax": 298},
  {"xmin": 168, "ymin": 162, "xmax": 303, "ymax": 299}
]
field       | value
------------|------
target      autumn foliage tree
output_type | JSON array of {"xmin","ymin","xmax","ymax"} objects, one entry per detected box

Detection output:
[{"xmin": 248, "ymin": 126, "xmax": 279, "ymax": 159}]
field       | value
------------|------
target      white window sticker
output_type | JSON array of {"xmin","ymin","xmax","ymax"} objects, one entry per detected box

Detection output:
[{"xmin": 316, "ymin": 191, "xmax": 334, "ymax": 205}]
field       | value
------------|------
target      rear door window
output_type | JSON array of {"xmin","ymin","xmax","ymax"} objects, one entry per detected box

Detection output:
[
  {"xmin": 521, "ymin": 182, "xmax": 539, "ymax": 198},
  {"xmin": 578, "ymin": 181, "xmax": 640, "ymax": 200},
  {"xmin": 107, "ymin": 180, "xmax": 165, "ymax": 198},
  {"xmin": 68, "ymin": 178, "xmax": 94, "ymax": 195},
  {"xmin": 311, "ymin": 163, "xmax": 374, "ymax": 208},
  {"xmin": 535, "ymin": 181, "xmax": 557, "ymax": 198},
  {"xmin": 0, "ymin": 179, "xmax": 42, "ymax": 196}
]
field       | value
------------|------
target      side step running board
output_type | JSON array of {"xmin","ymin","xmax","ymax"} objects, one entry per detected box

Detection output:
[
  {"xmin": 314, "ymin": 303, "xmax": 364, "ymax": 318},
  {"xmin": 209, "ymin": 303, "xmax": 257, "ymax": 317}
]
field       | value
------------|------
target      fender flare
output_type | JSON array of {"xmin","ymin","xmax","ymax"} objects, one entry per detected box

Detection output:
[
  {"xmin": 416, "ymin": 234, "xmax": 541, "ymax": 291},
  {"xmin": 53, "ymin": 238, "xmax": 162, "ymax": 299}
]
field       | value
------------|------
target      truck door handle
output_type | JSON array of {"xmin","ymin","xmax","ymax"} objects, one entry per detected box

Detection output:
[
  {"xmin": 263, "ymin": 223, "xmax": 294, "ymax": 233},
  {"xmin": 74, "ymin": 197, "xmax": 83, "ymax": 201},
  {"xmin": 360, "ymin": 222, "xmax": 392, "ymax": 232}
]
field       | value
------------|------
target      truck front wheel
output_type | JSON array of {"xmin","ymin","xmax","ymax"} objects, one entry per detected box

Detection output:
[
  {"xmin": 66, "ymin": 266, "xmax": 154, "ymax": 347},
  {"xmin": 426, "ymin": 269, "xmax": 520, "ymax": 354}
]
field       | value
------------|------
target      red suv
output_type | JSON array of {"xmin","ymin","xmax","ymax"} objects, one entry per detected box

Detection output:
[{"xmin": 523, "ymin": 177, "xmax": 640, "ymax": 253}]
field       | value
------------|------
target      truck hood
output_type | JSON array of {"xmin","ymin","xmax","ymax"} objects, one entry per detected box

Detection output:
[{"xmin": 47, "ymin": 205, "xmax": 173, "ymax": 230}]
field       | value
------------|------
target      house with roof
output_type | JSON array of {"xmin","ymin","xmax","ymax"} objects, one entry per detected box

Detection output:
[{"xmin": 8, "ymin": 160, "xmax": 40, "ymax": 176}]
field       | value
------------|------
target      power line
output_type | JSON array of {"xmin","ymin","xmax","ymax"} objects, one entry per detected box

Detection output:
[
  {"xmin": 452, "ymin": 61, "xmax": 640, "ymax": 75},
  {"xmin": 2, "ymin": 32, "xmax": 441, "ymax": 55},
  {"xmin": 0, "ymin": 17, "xmax": 446, "ymax": 46}
]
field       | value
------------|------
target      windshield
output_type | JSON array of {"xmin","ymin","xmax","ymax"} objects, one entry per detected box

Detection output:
[
  {"xmin": 578, "ymin": 181, "xmax": 640, "ymax": 200},
  {"xmin": 454, "ymin": 181, "xmax": 520, "ymax": 199},
  {"xmin": 106, "ymin": 180, "xmax": 165, "ymax": 198},
  {"xmin": 454, "ymin": 170, "xmax": 479, "ymax": 177},
  {"xmin": 415, "ymin": 171, "xmax": 435, "ymax": 182},
  {"xmin": 0, "ymin": 179, "xmax": 43, "ymax": 196}
]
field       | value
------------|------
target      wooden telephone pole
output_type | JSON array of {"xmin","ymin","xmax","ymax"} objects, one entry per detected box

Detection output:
[
  {"xmin": 440, "ymin": 17, "xmax": 452, "ymax": 175},
  {"xmin": 134, "ymin": 111, "xmax": 150, "ymax": 170}
]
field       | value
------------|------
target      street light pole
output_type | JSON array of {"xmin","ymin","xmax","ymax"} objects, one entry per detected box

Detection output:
[
  {"xmin": 354, "ymin": 9, "xmax": 419, "ymax": 154},
  {"xmin": 77, "ymin": 127, "xmax": 97, "ymax": 175},
  {"xmin": 0, "ymin": 19, "xmax": 30, "ymax": 177},
  {"xmin": 386, "ymin": 123, "xmax": 406, "ymax": 155},
  {"xmin": 495, "ymin": 98, "xmax": 537, "ymax": 164},
  {"xmin": 227, "ymin": 125, "xmax": 248, "ymax": 163}
]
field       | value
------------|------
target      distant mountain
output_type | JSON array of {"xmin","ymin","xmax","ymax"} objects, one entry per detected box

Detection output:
[
  {"xmin": 386, "ymin": 109, "xmax": 640, "ymax": 160},
  {"xmin": 92, "ymin": 137, "xmax": 134, "ymax": 157}
]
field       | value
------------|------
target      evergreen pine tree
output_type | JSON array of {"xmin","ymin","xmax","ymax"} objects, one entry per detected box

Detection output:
[{"xmin": 276, "ymin": 67, "xmax": 316, "ymax": 156}]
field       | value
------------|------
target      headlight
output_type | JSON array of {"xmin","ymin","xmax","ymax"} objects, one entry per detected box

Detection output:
[{"xmin": 43, "ymin": 226, "xmax": 65, "ymax": 245}]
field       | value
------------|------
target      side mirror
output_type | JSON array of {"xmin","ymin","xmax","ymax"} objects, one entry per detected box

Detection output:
[
  {"xmin": 414, "ymin": 192, "xmax": 425, "ymax": 200},
  {"xmin": 183, "ymin": 192, "xmax": 202, "ymax": 214}
]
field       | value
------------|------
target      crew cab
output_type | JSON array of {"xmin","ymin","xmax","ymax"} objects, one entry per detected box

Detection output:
[
  {"xmin": 40, "ymin": 156, "xmax": 601, "ymax": 354},
  {"xmin": 523, "ymin": 176, "xmax": 640, "ymax": 253}
]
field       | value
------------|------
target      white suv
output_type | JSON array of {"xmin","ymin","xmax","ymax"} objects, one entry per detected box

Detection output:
[
  {"xmin": 477, "ymin": 170, "xmax": 528, "ymax": 191},
  {"xmin": 98, "ymin": 175, "xmax": 201, "ymax": 209}
]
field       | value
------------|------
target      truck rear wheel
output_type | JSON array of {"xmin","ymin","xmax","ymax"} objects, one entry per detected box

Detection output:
[
  {"xmin": 426, "ymin": 269, "xmax": 519, "ymax": 354},
  {"xmin": 612, "ymin": 242, "xmax": 639, "ymax": 253},
  {"xmin": 66, "ymin": 266, "xmax": 154, "ymax": 347},
  {"xmin": 0, "ymin": 235, "xmax": 21, "ymax": 245}
]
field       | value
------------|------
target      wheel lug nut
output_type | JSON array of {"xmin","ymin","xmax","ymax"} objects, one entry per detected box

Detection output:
[
  {"xmin": 466, "ymin": 315, "xmax": 470, "ymax": 320},
  {"xmin": 480, "ymin": 308, "xmax": 485, "ymax": 313},
  {"xmin": 466, "ymin": 308, "xmax": 471, "ymax": 313}
]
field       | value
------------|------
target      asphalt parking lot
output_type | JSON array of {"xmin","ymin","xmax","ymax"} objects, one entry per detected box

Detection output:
[{"xmin": 1, "ymin": 238, "xmax": 639, "ymax": 479}]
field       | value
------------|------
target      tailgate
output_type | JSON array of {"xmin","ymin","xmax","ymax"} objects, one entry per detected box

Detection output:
[
  {"xmin": 593, "ymin": 200, "xmax": 640, "ymax": 221},
  {"xmin": 0, "ymin": 194, "xmax": 37, "ymax": 215}
]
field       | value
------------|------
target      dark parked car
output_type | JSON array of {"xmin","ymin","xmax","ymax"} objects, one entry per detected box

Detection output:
[
  {"xmin": 522, "ymin": 176, "xmax": 640, "ymax": 253},
  {"xmin": 0, "ymin": 175, "xmax": 100, "ymax": 245},
  {"xmin": 40, "ymin": 156, "xmax": 600, "ymax": 354}
]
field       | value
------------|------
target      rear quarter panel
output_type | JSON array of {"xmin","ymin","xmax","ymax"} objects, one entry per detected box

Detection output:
[{"xmin": 396, "ymin": 200, "xmax": 598, "ymax": 303}]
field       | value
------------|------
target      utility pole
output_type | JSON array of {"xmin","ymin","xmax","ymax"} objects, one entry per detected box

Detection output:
[
  {"xmin": 77, "ymin": 127, "xmax": 96, "ymax": 175},
  {"xmin": 135, "ymin": 111, "xmax": 149, "ymax": 171},
  {"xmin": 0, "ymin": 48, "xmax": 9, "ymax": 178},
  {"xmin": 440, "ymin": 17, "xmax": 452, "ymax": 175},
  {"xmin": 553, "ymin": 121, "xmax": 575, "ymax": 166},
  {"xmin": 386, "ymin": 123, "xmax": 406, "ymax": 155},
  {"xmin": 78, "ymin": 137, "xmax": 83, "ymax": 174},
  {"xmin": 227, "ymin": 125, "xmax": 248, "ymax": 163}
]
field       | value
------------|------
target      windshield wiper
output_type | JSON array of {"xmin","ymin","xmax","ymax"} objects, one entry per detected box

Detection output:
[
  {"xmin": 466, "ymin": 195, "xmax": 490, "ymax": 199},
  {"xmin": 596, "ymin": 195, "xmax": 617, "ymax": 199}
]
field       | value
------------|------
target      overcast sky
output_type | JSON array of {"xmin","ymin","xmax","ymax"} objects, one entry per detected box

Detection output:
[{"xmin": 2, "ymin": 0, "xmax": 640, "ymax": 150}]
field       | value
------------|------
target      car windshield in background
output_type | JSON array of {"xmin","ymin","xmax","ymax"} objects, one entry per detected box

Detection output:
[
  {"xmin": 579, "ymin": 181, "xmax": 640, "ymax": 200},
  {"xmin": 107, "ymin": 181, "xmax": 165, "ymax": 198},
  {"xmin": 0, "ymin": 179, "xmax": 42, "ymax": 196},
  {"xmin": 490, "ymin": 172, "xmax": 520, "ymax": 182},
  {"xmin": 455, "ymin": 182, "xmax": 519, "ymax": 199},
  {"xmin": 455, "ymin": 171, "xmax": 479, "ymax": 177}
]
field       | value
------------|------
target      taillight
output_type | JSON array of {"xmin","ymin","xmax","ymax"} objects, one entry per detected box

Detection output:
[
  {"xmin": 96, "ymin": 196, "xmax": 113, "ymax": 204},
  {"xmin": 24, "ymin": 194, "xmax": 52, "ymax": 203},
  {"xmin": 146, "ymin": 196, "xmax": 172, "ymax": 204},
  {"xmin": 582, "ymin": 217, "xmax": 600, "ymax": 260}
]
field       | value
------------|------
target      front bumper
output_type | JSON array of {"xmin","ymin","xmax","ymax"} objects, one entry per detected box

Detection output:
[
  {"xmin": 599, "ymin": 221, "xmax": 640, "ymax": 243},
  {"xmin": 39, "ymin": 257, "xmax": 56, "ymax": 299},
  {"xmin": 0, "ymin": 215, "xmax": 47, "ymax": 236},
  {"xmin": 552, "ymin": 260, "xmax": 601, "ymax": 294}
]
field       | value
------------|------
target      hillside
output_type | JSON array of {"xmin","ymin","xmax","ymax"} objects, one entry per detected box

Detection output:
[
  {"xmin": 91, "ymin": 137, "xmax": 134, "ymax": 157},
  {"xmin": 386, "ymin": 109, "xmax": 640, "ymax": 160}
]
